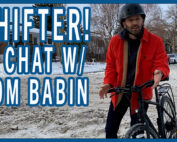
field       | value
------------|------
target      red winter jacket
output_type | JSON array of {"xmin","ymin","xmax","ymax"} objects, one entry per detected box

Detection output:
[{"xmin": 104, "ymin": 28, "xmax": 169, "ymax": 114}]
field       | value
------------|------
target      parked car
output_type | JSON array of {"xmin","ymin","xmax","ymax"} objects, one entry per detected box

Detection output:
[
  {"xmin": 168, "ymin": 54, "xmax": 177, "ymax": 64},
  {"xmin": 0, "ymin": 55, "xmax": 3, "ymax": 63}
]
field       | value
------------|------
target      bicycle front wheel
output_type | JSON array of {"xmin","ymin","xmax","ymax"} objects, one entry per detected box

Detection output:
[
  {"xmin": 161, "ymin": 96, "xmax": 176, "ymax": 138},
  {"xmin": 125, "ymin": 123, "xmax": 159, "ymax": 139}
]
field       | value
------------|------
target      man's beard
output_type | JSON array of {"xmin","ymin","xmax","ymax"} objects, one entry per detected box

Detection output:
[{"xmin": 126, "ymin": 25, "xmax": 143, "ymax": 36}]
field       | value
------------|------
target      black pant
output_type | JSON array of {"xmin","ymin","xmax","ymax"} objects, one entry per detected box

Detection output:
[{"xmin": 105, "ymin": 94, "xmax": 148, "ymax": 138}]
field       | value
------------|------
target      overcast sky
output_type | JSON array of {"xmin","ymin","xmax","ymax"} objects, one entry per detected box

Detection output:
[
  {"xmin": 0, "ymin": 4, "xmax": 172, "ymax": 10},
  {"xmin": 0, "ymin": 4, "xmax": 174, "ymax": 23}
]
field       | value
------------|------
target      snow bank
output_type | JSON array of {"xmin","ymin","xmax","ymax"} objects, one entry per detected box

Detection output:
[{"xmin": 0, "ymin": 62, "xmax": 106, "ymax": 76}]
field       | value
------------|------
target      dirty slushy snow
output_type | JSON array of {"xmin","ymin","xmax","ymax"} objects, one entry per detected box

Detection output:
[{"xmin": 0, "ymin": 63, "xmax": 176, "ymax": 138}]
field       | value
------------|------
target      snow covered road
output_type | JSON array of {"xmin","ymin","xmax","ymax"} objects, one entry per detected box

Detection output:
[{"xmin": 0, "ymin": 63, "xmax": 176, "ymax": 138}]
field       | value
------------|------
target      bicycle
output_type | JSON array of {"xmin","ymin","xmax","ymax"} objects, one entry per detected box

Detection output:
[{"xmin": 108, "ymin": 79, "xmax": 177, "ymax": 138}]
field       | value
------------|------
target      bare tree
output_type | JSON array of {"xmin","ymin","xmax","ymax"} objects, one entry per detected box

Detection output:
[
  {"xmin": 91, "ymin": 4, "xmax": 121, "ymax": 48},
  {"xmin": 91, "ymin": 4, "xmax": 165, "ymax": 44},
  {"xmin": 166, "ymin": 4, "xmax": 177, "ymax": 53},
  {"xmin": 143, "ymin": 4, "xmax": 167, "ymax": 39},
  {"xmin": 143, "ymin": 4, "xmax": 162, "ymax": 27},
  {"xmin": 90, "ymin": 4, "xmax": 169, "ymax": 61}
]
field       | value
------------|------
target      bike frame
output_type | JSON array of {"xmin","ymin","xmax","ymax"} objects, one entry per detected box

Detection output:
[
  {"xmin": 132, "ymin": 84, "xmax": 176, "ymax": 138},
  {"xmin": 108, "ymin": 80, "xmax": 176, "ymax": 138},
  {"xmin": 137, "ymin": 87, "xmax": 162, "ymax": 138},
  {"xmin": 138, "ymin": 88, "xmax": 176, "ymax": 138}
]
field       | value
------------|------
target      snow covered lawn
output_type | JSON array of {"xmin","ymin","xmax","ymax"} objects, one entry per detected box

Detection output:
[
  {"xmin": 0, "ymin": 62, "xmax": 106, "ymax": 76},
  {"xmin": 0, "ymin": 63, "xmax": 176, "ymax": 138}
]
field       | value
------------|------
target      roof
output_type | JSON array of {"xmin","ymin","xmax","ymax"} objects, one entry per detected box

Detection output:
[{"xmin": 10, "ymin": 25, "xmax": 52, "ymax": 36}]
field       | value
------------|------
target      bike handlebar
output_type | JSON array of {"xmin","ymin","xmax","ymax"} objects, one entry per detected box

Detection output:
[
  {"xmin": 108, "ymin": 75, "xmax": 169, "ymax": 97},
  {"xmin": 108, "ymin": 80, "xmax": 154, "ymax": 97},
  {"xmin": 135, "ymin": 80, "xmax": 154, "ymax": 89}
]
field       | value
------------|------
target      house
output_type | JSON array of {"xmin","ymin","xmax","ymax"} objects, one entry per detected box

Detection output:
[
  {"xmin": 0, "ymin": 24, "xmax": 52, "ymax": 63},
  {"xmin": 87, "ymin": 34, "xmax": 107, "ymax": 61}
]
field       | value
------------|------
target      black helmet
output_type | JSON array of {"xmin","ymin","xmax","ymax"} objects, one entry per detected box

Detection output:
[{"xmin": 119, "ymin": 4, "xmax": 146, "ymax": 27}]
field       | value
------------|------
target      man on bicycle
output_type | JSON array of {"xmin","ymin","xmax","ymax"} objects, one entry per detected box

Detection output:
[{"xmin": 99, "ymin": 4, "xmax": 169, "ymax": 138}]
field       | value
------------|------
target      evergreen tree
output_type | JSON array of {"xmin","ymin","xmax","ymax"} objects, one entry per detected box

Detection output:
[
  {"xmin": 33, "ymin": 4, "xmax": 56, "ymax": 31},
  {"xmin": 33, "ymin": 4, "xmax": 87, "ymax": 62}
]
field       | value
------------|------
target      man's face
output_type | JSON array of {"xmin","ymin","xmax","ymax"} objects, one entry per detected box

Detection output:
[{"xmin": 123, "ymin": 15, "xmax": 144, "ymax": 35}]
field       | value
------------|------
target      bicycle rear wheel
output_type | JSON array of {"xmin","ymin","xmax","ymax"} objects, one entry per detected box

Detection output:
[
  {"xmin": 125, "ymin": 123, "xmax": 158, "ymax": 138},
  {"xmin": 161, "ymin": 96, "xmax": 176, "ymax": 138}
]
